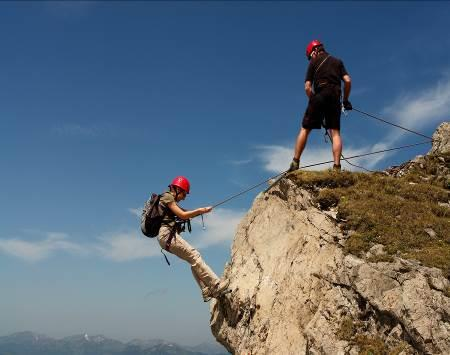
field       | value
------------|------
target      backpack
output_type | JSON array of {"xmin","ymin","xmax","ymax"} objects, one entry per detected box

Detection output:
[{"xmin": 140, "ymin": 193, "xmax": 166, "ymax": 238}]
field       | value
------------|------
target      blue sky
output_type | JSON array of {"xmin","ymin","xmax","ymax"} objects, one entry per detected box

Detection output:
[{"xmin": 1, "ymin": 1, "xmax": 450, "ymax": 347}]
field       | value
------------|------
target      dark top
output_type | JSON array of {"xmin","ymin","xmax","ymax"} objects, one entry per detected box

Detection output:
[{"xmin": 305, "ymin": 51, "xmax": 348, "ymax": 92}]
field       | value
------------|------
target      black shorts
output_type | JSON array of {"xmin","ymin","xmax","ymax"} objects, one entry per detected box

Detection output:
[{"xmin": 302, "ymin": 87, "xmax": 341, "ymax": 130}]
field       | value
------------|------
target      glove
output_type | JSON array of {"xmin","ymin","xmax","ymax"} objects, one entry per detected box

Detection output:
[{"xmin": 343, "ymin": 100, "xmax": 352, "ymax": 111}]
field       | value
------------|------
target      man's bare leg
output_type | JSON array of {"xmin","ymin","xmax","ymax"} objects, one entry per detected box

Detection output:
[
  {"xmin": 289, "ymin": 127, "xmax": 311, "ymax": 171},
  {"xmin": 329, "ymin": 128, "xmax": 342, "ymax": 167}
]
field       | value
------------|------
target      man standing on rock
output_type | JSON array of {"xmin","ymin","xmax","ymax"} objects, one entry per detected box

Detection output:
[{"xmin": 289, "ymin": 40, "xmax": 352, "ymax": 172}]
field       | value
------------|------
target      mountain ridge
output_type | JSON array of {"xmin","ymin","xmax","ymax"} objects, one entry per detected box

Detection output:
[{"xmin": 0, "ymin": 331, "xmax": 228, "ymax": 355}]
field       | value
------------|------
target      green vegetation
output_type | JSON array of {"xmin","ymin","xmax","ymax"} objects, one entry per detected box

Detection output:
[
  {"xmin": 290, "ymin": 153, "xmax": 450, "ymax": 276},
  {"xmin": 336, "ymin": 316, "xmax": 355, "ymax": 341},
  {"xmin": 353, "ymin": 334, "xmax": 387, "ymax": 355},
  {"xmin": 337, "ymin": 317, "xmax": 409, "ymax": 354}
]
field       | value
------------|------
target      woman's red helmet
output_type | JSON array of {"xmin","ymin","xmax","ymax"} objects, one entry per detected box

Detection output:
[
  {"xmin": 170, "ymin": 176, "xmax": 190, "ymax": 194},
  {"xmin": 306, "ymin": 39, "xmax": 322, "ymax": 59}
]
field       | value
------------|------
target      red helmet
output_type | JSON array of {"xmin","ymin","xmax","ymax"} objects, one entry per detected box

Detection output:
[
  {"xmin": 170, "ymin": 176, "xmax": 190, "ymax": 194},
  {"xmin": 306, "ymin": 39, "xmax": 322, "ymax": 59}
]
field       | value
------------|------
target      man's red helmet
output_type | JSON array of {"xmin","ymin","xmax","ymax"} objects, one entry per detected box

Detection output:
[
  {"xmin": 306, "ymin": 39, "xmax": 322, "ymax": 59},
  {"xmin": 170, "ymin": 176, "xmax": 190, "ymax": 194}
]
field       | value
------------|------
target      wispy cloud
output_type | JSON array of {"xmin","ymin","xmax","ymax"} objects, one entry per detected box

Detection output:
[
  {"xmin": 254, "ymin": 74, "xmax": 450, "ymax": 172},
  {"xmin": 382, "ymin": 74, "xmax": 450, "ymax": 142},
  {"xmin": 94, "ymin": 232, "xmax": 160, "ymax": 262},
  {"xmin": 227, "ymin": 158, "xmax": 253, "ymax": 166},
  {"xmin": 0, "ymin": 207, "xmax": 245, "ymax": 262},
  {"xmin": 351, "ymin": 86, "xmax": 371, "ymax": 97},
  {"xmin": 128, "ymin": 208, "xmax": 142, "ymax": 218},
  {"xmin": 145, "ymin": 288, "xmax": 169, "ymax": 298},
  {"xmin": 52, "ymin": 124, "xmax": 98, "ymax": 137},
  {"xmin": 189, "ymin": 208, "xmax": 246, "ymax": 249},
  {"xmin": 256, "ymin": 143, "xmax": 391, "ymax": 173},
  {"xmin": 0, "ymin": 233, "xmax": 85, "ymax": 262},
  {"xmin": 52, "ymin": 122, "xmax": 118, "ymax": 138}
]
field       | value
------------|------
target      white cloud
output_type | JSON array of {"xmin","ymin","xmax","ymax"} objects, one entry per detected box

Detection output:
[
  {"xmin": 382, "ymin": 75, "xmax": 450, "ymax": 142},
  {"xmin": 94, "ymin": 232, "xmax": 160, "ymax": 262},
  {"xmin": 256, "ymin": 142, "xmax": 394, "ymax": 173},
  {"xmin": 254, "ymin": 74, "xmax": 450, "ymax": 173},
  {"xmin": 227, "ymin": 158, "xmax": 253, "ymax": 166},
  {"xmin": 0, "ymin": 233, "xmax": 85, "ymax": 262},
  {"xmin": 53, "ymin": 124, "xmax": 98, "ymax": 137},
  {"xmin": 96, "ymin": 208, "xmax": 246, "ymax": 261},
  {"xmin": 351, "ymin": 86, "xmax": 371, "ymax": 97},
  {"xmin": 0, "ymin": 208, "xmax": 245, "ymax": 263},
  {"xmin": 188, "ymin": 208, "xmax": 246, "ymax": 249},
  {"xmin": 128, "ymin": 208, "xmax": 142, "ymax": 218}
]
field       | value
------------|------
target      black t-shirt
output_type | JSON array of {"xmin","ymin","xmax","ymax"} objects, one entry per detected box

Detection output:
[{"xmin": 305, "ymin": 52, "xmax": 348, "ymax": 92}]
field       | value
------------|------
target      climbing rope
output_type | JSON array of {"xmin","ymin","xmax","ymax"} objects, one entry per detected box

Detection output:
[
  {"xmin": 211, "ymin": 140, "xmax": 432, "ymax": 208},
  {"xmin": 209, "ymin": 107, "xmax": 436, "ymax": 208}
]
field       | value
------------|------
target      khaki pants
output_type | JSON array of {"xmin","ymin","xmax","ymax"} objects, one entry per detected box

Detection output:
[{"xmin": 158, "ymin": 226, "xmax": 220, "ymax": 293}]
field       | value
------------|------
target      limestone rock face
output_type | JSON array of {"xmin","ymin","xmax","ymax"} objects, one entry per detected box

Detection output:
[
  {"xmin": 210, "ymin": 178, "xmax": 450, "ymax": 354},
  {"xmin": 430, "ymin": 122, "xmax": 450, "ymax": 155}
]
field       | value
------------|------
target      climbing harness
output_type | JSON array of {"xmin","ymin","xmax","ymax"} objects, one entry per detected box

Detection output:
[{"xmin": 160, "ymin": 216, "xmax": 192, "ymax": 266}]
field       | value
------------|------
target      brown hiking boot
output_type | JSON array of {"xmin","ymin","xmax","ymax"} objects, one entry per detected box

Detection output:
[
  {"xmin": 201, "ymin": 288, "xmax": 212, "ymax": 302},
  {"xmin": 210, "ymin": 279, "xmax": 230, "ymax": 299},
  {"xmin": 202, "ymin": 279, "xmax": 230, "ymax": 302}
]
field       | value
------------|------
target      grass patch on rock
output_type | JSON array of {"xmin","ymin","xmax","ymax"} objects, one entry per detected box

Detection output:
[{"xmin": 289, "ymin": 154, "xmax": 450, "ymax": 276}]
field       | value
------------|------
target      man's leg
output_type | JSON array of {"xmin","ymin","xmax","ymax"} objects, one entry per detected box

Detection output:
[
  {"xmin": 329, "ymin": 128, "xmax": 342, "ymax": 166},
  {"xmin": 289, "ymin": 127, "xmax": 311, "ymax": 171}
]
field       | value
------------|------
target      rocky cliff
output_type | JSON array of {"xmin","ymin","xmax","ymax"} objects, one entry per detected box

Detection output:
[{"xmin": 210, "ymin": 123, "xmax": 450, "ymax": 354}]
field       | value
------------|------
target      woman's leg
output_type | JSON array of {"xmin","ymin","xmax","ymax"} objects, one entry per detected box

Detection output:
[{"xmin": 158, "ymin": 227, "xmax": 220, "ymax": 292}]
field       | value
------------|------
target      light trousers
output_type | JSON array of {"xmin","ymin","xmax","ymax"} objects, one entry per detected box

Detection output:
[{"xmin": 158, "ymin": 226, "xmax": 220, "ymax": 292}]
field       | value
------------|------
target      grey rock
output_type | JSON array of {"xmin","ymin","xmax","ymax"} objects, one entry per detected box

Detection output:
[
  {"xmin": 429, "ymin": 122, "xmax": 450, "ymax": 155},
  {"xmin": 424, "ymin": 228, "xmax": 437, "ymax": 238},
  {"xmin": 210, "ymin": 178, "xmax": 450, "ymax": 355}
]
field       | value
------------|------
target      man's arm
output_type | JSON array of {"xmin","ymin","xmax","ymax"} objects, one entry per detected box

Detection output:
[
  {"xmin": 342, "ymin": 74, "xmax": 351, "ymax": 101},
  {"xmin": 305, "ymin": 80, "xmax": 313, "ymax": 99}
]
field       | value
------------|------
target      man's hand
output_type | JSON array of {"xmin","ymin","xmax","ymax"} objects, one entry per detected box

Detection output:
[{"xmin": 343, "ymin": 100, "xmax": 352, "ymax": 111}]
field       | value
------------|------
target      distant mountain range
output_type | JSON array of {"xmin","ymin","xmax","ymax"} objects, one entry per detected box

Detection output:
[{"xmin": 0, "ymin": 331, "xmax": 228, "ymax": 355}]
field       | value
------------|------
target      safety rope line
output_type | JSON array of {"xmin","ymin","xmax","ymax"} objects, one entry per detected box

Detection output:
[
  {"xmin": 353, "ymin": 107, "xmax": 433, "ymax": 140},
  {"xmin": 211, "ymin": 140, "xmax": 431, "ymax": 208},
  {"xmin": 212, "ymin": 171, "xmax": 287, "ymax": 209},
  {"xmin": 341, "ymin": 156, "xmax": 375, "ymax": 173}
]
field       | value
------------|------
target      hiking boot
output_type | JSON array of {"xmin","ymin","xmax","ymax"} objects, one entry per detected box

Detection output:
[
  {"xmin": 333, "ymin": 164, "xmax": 341, "ymax": 172},
  {"xmin": 288, "ymin": 159, "xmax": 300, "ymax": 172},
  {"xmin": 201, "ymin": 288, "xmax": 212, "ymax": 303},
  {"xmin": 210, "ymin": 279, "xmax": 230, "ymax": 298}
]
